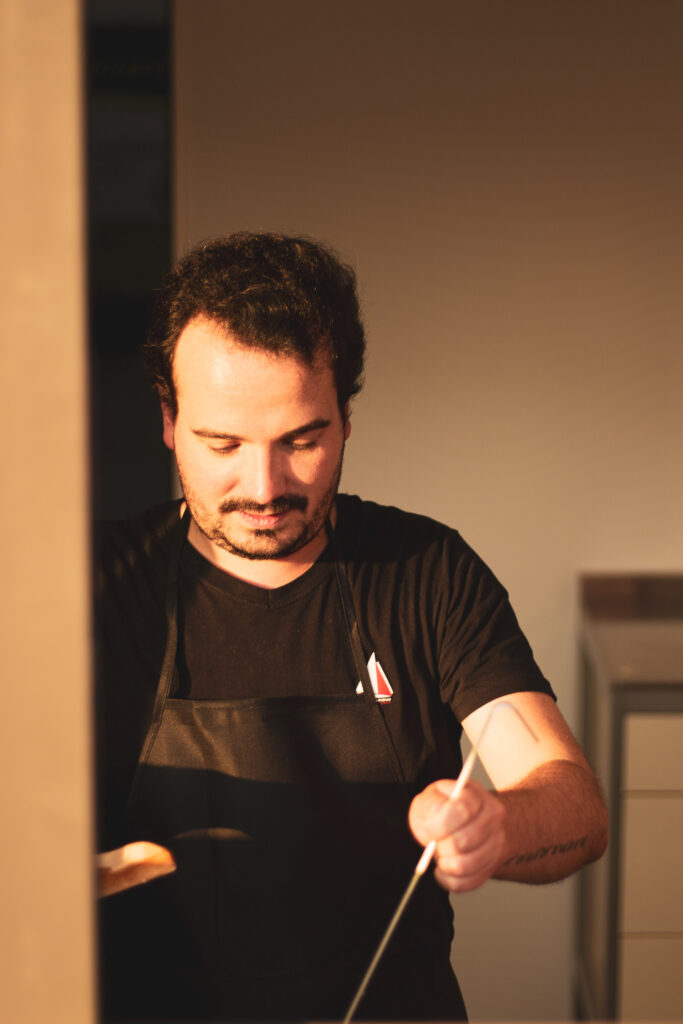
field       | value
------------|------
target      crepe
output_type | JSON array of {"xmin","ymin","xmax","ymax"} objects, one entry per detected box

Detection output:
[{"xmin": 97, "ymin": 841, "xmax": 176, "ymax": 897}]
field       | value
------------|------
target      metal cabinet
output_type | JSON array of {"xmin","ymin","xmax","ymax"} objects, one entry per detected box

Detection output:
[{"xmin": 576, "ymin": 575, "xmax": 683, "ymax": 1021}]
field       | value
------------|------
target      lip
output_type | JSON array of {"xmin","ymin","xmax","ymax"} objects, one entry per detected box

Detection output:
[{"xmin": 236, "ymin": 510, "xmax": 290, "ymax": 529}]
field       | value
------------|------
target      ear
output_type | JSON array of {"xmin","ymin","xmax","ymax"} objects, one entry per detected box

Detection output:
[
  {"xmin": 161, "ymin": 403, "xmax": 176, "ymax": 451},
  {"xmin": 343, "ymin": 404, "xmax": 352, "ymax": 440}
]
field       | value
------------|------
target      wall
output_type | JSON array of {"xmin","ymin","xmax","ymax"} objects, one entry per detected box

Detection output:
[
  {"xmin": 173, "ymin": 1, "xmax": 683, "ymax": 1017},
  {"xmin": 0, "ymin": 1, "xmax": 94, "ymax": 1021}
]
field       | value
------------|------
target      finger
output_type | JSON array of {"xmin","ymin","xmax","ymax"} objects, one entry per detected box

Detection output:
[
  {"xmin": 429, "ymin": 782, "xmax": 486, "ymax": 838},
  {"xmin": 443, "ymin": 789, "xmax": 505, "ymax": 855},
  {"xmin": 432, "ymin": 836, "xmax": 505, "ymax": 892},
  {"xmin": 408, "ymin": 780, "xmax": 456, "ymax": 844},
  {"xmin": 429, "ymin": 791, "xmax": 506, "ymax": 891},
  {"xmin": 433, "ymin": 861, "xmax": 493, "ymax": 893},
  {"xmin": 409, "ymin": 781, "xmax": 485, "ymax": 844},
  {"xmin": 435, "ymin": 828, "xmax": 503, "ymax": 876}
]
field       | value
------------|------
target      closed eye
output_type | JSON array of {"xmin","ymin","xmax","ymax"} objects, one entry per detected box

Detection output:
[
  {"xmin": 286, "ymin": 437, "xmax": 318, "ymax": 451},
  {"xmin": 209, "ymin": 442, "xmax": 240, "ymax": 455}
]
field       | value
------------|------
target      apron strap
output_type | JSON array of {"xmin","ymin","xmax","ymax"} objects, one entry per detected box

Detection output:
[{"xmin": 140, "ymin": 504, "xmax": 189, "ymax": 762}]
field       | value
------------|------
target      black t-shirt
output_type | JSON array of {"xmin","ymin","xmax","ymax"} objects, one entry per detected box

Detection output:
[
  {"xmin": 176, "ymin": 541, "xmax": 354, "ymax": 701},
  {"xmin": 95, "ymin": 493, "xmax": 553, "ymax": 848}
]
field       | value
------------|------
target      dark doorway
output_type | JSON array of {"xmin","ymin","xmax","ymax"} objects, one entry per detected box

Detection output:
[{"xmin": 86, "ymin": 0, "xmax": 172, "ymax": 520}]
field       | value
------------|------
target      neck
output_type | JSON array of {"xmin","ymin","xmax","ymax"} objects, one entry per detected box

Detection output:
[{"xmin": 185, "ymin": 508, "xmax": 335, "ymax": 590}]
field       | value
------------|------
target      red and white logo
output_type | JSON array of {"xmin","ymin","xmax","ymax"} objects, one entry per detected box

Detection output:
[{"xmin": 356, "ymin": 651, "xmax": 393, "ymax": 703}]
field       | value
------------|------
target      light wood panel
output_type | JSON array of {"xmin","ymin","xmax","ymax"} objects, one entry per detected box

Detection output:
[
  {"xmin": 0, "ymin": 1, "xmax": 94, "ymax": 1022},
  {"xmin": 619, "ymin": 937, "xmax": 683, "ymax": 1020},
  {"xmin": 624, "ymin": 714, "xmax": 683, "ymax": 791},
  {"xmin": 621, "ymin": 797, "xmax": 683, "ymax": 934}
]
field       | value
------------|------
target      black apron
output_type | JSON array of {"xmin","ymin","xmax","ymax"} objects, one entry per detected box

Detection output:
[{"xmin": 100, "ymin": 511, "xmax": 466, "ymax": 1021}]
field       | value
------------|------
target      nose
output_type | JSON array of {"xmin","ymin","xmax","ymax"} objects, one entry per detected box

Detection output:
[{"xmin": 244, "ymin": 446, "xmax": 286, "ymax": 505}]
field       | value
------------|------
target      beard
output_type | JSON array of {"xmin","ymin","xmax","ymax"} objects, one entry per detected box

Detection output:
[{"xmin": 178, "ymin": 444, "xmax": 344, "ymax": 562}]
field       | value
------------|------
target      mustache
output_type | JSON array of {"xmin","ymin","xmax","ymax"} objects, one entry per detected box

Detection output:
[{"xmin": 219, "ymin": 495, "xmax": 308, "ymax": 515}]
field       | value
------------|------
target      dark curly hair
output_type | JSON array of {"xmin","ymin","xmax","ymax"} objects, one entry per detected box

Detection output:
[{"xmin": 143, "ymin": 232, "xmax": 366, "ymax": 418}]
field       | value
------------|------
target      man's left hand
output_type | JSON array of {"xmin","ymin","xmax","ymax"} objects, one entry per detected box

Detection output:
[{"xmin": 408, "ymin": 779, "xmax": 506, "ymax": 892}]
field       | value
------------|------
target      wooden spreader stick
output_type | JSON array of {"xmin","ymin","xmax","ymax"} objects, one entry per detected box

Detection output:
[{"xmin": 343, "ymin": 701, "xmax": 537, "ymax": 1022}]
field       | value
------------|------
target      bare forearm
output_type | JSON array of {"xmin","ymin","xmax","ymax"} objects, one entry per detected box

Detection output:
[
  {"xmin": 409, "ymin": 747, "xmax": 608, "ymax": 893},
  {"xmin": 410, "ymin": 693, "xmax": 608, "ymax": 892},
  {"xmin": 492, "ymin": 759, "xmax": 608, "ymax": 883}
]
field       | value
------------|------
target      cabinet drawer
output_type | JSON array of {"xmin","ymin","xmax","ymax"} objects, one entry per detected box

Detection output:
[
  {"xmin": 618, "ymin": 936, "xmax": 683, "ymax": 1020},
  {"xmin": 624, "ymin": 714, "xmax": 683, "ymax": 790},
  {"xmin": 620, "ymin": 795, "xmax": 683, "ymax": 932}
]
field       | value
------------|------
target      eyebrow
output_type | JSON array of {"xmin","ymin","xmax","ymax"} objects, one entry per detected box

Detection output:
[{"xmin": 191, "ymin": 417, "xmax": 332, "ymax": 443}]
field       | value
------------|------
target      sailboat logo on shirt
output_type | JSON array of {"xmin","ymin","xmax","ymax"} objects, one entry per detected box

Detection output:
[{"xmin": 355, "ymin": 651, "xmax": 393, "ymax": 703}]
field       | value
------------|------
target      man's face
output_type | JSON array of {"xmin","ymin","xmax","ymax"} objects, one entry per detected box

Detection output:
[{"xmin": 162, "ymin": 317, "xmax": 350, "ymax": 570}]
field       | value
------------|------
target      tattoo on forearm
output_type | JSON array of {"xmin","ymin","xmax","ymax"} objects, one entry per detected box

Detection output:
[{"xmin": 503, "ymin": 836, "xmax": 587, "ymax": 867}]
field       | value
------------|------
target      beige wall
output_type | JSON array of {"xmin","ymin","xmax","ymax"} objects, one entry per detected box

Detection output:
[
  {"xmin": 174, "ymin": 1, "xmax": 683, "ymax": 1017},
  {"xmin": 0, "ymin": 1, "xmax": 94, "ymax": 1022}
]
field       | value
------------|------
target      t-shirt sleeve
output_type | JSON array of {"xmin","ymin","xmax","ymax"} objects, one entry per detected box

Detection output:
[
  {"xmin": 436, "ymin": 536, "xmax": 555, "ymax": 722},
  {"xmin": 94, "ymin": 503, "xmax": 180, "ymax": 848}
]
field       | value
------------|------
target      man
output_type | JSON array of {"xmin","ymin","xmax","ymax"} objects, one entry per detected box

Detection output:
[{"xmin": 96, "ymin": 233, "xmax": 607, "ymax": 1022}]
